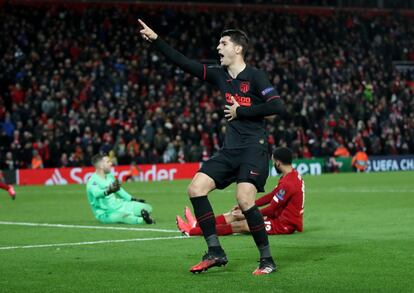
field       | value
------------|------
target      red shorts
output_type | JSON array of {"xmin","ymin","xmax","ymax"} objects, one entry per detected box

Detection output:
[{"xmin": 264, "ymin": 219, "xmax": 295, "ymax": 235}]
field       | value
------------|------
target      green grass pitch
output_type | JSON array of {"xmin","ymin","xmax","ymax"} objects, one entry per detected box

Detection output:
[{"xmin": 0, "ymin": 171, "xmax": 413, "ymax": 292}]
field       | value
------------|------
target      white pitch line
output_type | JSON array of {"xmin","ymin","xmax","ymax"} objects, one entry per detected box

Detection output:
[
  {"xmin": 0, "ymin": 221, "xmax": 179, "ymax": 233},
  {"xmin": 0, "ymin": 235, "xmax": 188, "ymax": 250}
]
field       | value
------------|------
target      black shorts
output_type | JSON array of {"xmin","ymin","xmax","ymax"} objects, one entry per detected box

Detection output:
[{"xmin": 199, "ymin": 147, "xmax": 269, "ymax": 192}]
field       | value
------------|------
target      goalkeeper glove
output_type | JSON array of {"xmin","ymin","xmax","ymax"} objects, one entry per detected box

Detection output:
[
  {"xmin": 131, "ymin": 197, "xmax": 146, "ymax": 203},
  {"xmin": 104, "ymin": 179, "xmax": 121, "ymax": 196}
]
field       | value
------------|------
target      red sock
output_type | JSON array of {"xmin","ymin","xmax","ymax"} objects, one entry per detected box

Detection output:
[
  {"xmin": 189, "ymin": 226, "xmax": 203, "ymax": 236},
  {"xmin": 215, "ymin": 224, "xmax": 233, "ymax": 235},
  {"xmin": 215, "ymin": 214, "xmax": 227, "ymax": 225},
  {"xmin": 190, "ymin": 224, "xmax": 233, "ymax": 236},
  {"xmin": 0, "ymin": 182, "xmax": 9, "ymax": 191}
]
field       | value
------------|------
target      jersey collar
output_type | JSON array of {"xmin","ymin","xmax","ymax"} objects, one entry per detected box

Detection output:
[{"xmin": 225, "ymin": 64, "xmax": 249, "ymax": 81}]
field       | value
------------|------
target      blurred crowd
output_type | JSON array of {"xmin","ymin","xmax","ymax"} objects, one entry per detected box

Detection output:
[{"xmin": 0, "ymin": 4, "xmax": 413, "ymax": 170}]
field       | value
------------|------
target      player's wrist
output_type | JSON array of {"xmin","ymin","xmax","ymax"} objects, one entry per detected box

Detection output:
[
  {"xmin": 150, "ymin": 35, "xmax": 159, "ymax": 42},
  {"xmin": 236, "ymin": 107, "xmax": 243, "ymax": 117}
]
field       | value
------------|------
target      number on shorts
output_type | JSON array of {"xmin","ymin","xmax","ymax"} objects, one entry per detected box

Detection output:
[{"xmin": 264, "ymin": 221, "xmax": 272, "ymax": 232}]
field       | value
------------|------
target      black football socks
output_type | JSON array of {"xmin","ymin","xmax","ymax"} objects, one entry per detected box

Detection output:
[
  {"xmin": 190, "ymin": 196, "xmax": 224, "ymax": 256},
  {"xmin": 243, "ymin": 205, "xmax": 272, "ymax": 259}
]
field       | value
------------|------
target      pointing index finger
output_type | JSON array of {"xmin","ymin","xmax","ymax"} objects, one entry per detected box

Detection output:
[{"xmin": 138, "ymin": 19, "xmax": 148, "ymax": 29}]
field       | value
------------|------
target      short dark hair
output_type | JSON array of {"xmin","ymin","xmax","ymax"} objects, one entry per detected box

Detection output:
[
  {"xmin": 272, "ymin": 147, "xmax": 293, "ymax": 165},
  {"xmin": 91, "ymin": 153, "xmax": 106, "ymax": 167},
  {"xmin": 221, "ymin": 29, "xmax": 249, "ymax": 56}
]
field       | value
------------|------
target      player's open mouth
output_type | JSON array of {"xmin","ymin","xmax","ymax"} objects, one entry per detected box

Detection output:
[{"xmin": 218, "ymin": 53, "xmax": 224, "ymax": 61}]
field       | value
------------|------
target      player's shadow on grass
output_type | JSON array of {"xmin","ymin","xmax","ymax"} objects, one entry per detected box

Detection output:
[{"xmin": 278, "ymin": 244, "xmax": 351, "ymax": 268}]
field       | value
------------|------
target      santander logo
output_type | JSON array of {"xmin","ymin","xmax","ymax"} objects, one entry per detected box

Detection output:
[
  {"xmin": 43, "ymin": 166, "xmax": 179, "ymax": 185},
  {"xmin": 70, "ymin": 166, "xmax": 178, "ymax": 184},
  {"xmin": 18, "ymin": 163, "xmax": 201, "ymax": 186}
]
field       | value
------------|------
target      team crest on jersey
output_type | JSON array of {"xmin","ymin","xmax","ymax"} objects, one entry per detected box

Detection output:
[
  {"xmin": 276, "ymin": 189, "xmax": 285, "ymax": 201},
  {"xmin": 240, "ymin": 82, "xmax": 250, "ymax": 93}
]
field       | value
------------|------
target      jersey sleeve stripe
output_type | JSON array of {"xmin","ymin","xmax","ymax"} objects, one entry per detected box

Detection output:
[{"xmin": 266, "ymin": 96, "xmax": 280, "ymax": 102}]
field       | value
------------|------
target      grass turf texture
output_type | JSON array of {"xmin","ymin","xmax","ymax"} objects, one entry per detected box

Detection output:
[{"xmin": 0, "ymin": 171, "xmax": 413, "ymax": 292}]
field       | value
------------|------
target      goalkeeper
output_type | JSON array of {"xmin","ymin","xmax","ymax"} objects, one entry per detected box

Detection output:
[{"xmin": 86, "ymin": 154, "xmax": 154, "ymax": 224}]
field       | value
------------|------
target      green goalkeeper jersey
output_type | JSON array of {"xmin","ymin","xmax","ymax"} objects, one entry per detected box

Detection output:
[{"xmin": 86, "ymin": 172, "xmax": 132, "ymax": 217}]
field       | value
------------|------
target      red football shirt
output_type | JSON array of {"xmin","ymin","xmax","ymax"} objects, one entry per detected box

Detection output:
[{"xmin": 255, "ymin": 169, "xmax": 305, "ymax": 232}]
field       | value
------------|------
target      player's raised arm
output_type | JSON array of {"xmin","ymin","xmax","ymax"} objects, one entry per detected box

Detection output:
[{"xmin": 138, "ymin": 19, "xmax": 210, "ymax": 82}]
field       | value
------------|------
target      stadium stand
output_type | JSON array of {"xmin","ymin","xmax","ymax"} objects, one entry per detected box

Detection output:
[{"xmin": 0, "ymin": 2, "xmax": 413, "ymax": 169}]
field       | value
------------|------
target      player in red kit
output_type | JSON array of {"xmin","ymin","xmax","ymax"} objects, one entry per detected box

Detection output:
[
  {"xmin": 177, "ymin": 147, "xmax": 304, "ymax": 236},
  {"xmin": 0, "ymin": 171, "xmax": 16, "ymax": 201}
]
